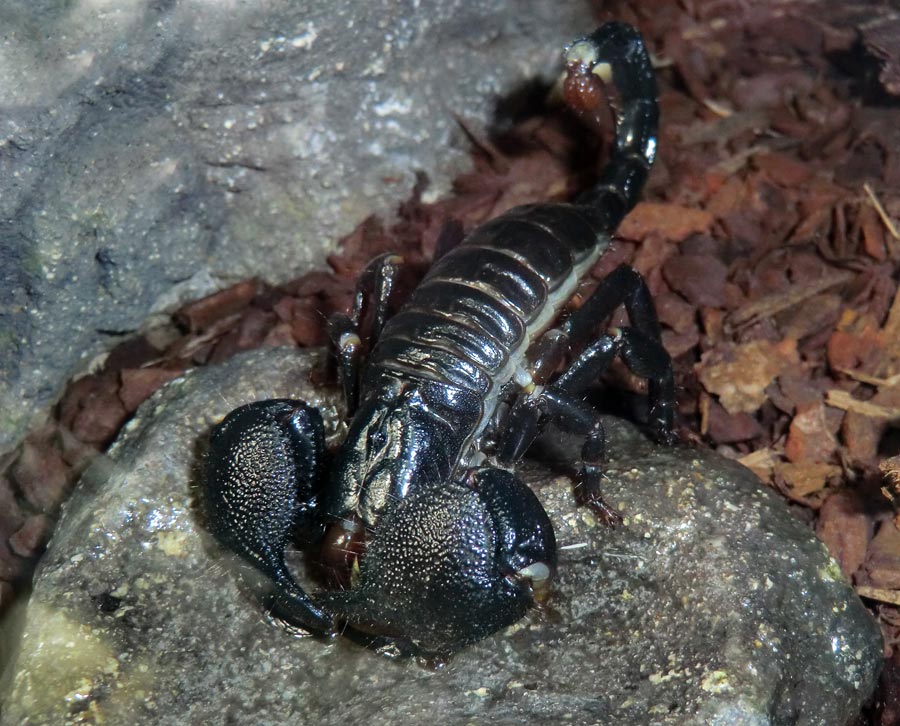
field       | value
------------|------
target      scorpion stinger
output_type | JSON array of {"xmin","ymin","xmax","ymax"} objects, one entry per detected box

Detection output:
[
  {"xmin": 564, "ymin": 21, "xmax": 658, "ymax": 229},
  {"xmin": 203, "ymin": 21, "xmax": 676, "ymax": 656}
]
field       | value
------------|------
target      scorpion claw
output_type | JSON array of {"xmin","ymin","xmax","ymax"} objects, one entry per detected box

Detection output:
[
  {"xmin": 204, "ymin": 399, "xmax": 335, "ymax": 635},
  {"xmin": 318, "ymin": 469, "xmax": 556, "ymax": 656}
]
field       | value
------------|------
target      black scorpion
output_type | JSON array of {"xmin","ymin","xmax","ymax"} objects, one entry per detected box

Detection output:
[{"xmin": 204, "ymin": 21, "xmax": 676, "ymax": 657}]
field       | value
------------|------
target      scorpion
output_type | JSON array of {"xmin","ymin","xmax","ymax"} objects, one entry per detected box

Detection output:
[{"xmin": 204, "ymin": 21, "xmax": 676, "ymax": 658}]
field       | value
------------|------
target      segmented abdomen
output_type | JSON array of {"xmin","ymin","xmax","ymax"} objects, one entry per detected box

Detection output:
[
  {"xmin": 367, "ymin": 20, "xmax": 657, "ymax": 414},
  {"xmin": 368, "ymin": 203, "xmax": 606, "ymax": 396}
]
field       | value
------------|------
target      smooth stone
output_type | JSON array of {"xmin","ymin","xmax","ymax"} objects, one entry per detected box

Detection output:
[{"xmin": 0, "ymin": 348, "xmax": 881, "ymax": 725}]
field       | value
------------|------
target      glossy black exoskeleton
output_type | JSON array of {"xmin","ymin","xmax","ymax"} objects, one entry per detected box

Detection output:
[{"xmin": 204, "ymin": 22, "xmax": 675, "ymax": 657}]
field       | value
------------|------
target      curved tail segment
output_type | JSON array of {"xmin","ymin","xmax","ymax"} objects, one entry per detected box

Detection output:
[{"xmin": 563, "ymin": 22, "xmax": 658, "ymax": 231}]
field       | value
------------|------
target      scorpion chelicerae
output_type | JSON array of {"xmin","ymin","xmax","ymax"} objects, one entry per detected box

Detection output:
[{"xmin": 203, "ymin": 21, "xmax": 676, "ymax": 657}]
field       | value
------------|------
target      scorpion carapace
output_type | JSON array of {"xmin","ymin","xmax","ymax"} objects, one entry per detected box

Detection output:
[{"xmin": 204, "ymin": 21, "xmax": 675, "ymax": 657}]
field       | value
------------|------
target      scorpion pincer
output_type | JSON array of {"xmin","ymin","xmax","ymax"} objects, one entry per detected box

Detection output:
[{"xmin": 203, "ymin": 21, "xmax": 676, "ymax": 657}]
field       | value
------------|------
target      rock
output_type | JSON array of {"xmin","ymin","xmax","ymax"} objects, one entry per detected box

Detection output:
[
  {"xmin": 0, "ymin": 0, "xmax": 594, "ymax": 455},
  {"xmin": 0, "ymin": 348, "xmax": 881, "ymax": 725}
]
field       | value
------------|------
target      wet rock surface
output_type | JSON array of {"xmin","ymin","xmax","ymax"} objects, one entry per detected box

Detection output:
[
  {"xmin": 0, "ymin": 348, "xmax": 882, "ymax": 725},
  {"xmin": 0, "ymin": 0, "xmax": 592, "ymax": 454}
]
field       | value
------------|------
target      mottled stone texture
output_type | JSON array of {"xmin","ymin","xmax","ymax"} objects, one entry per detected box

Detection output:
[
  {"xmin": 0, "ymin": 349, "xmax": 881, "ymax": 726},
  {"xmin": 0, "ymin": 0, "xmax": 592, "ymax": 454}
]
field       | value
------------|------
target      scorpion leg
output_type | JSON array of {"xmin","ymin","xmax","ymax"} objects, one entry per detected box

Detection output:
[
  {"xmin": 498, "ymin": 265, "xmax": 675, "ymax": 524},
  {"xmin": 351, "ymin": 251, "xmax": 404, "ymax": 342},
  {"xmin": 562, "ymin": 264, "xmax": 659, "ymax": 344},
  {"xmin": 560, "ymin": 263, "xmax": 675, "ymax": 443},
  {"xmin": 500, "ymin": 321, "xmax": 674, "ymax": 524},
  {"xmin": 538, "ymin": 388, "xmax": 621, "ymax": 526},
  {"xmin": 498, "ymin": 379, "xmax": 620, "ymax": 525},
  {"xmin": 549, "ymin": 325, "xmax": 674, "ymax": 521},
  {"xmin": 499, "ymin": 261, "xmax": 674, "ymax": 458},
  {"xmin": 327, "ymin": 313, "xmax": 362, "ymax": 413},
  {"xmin": 204, "ymin": 399, "xmax": 334, "ymax": 634},
  {"xmin": 327, "ymin": 252, "xmax": 403, "ymax": 415}
]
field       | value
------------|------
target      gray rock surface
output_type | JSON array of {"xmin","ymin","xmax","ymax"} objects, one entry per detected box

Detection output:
[
  {"xmin": 0, "ymin": 0, "xmax": 593, "ymax": 455},
  {"xmin": 0, "ymin": 348, "xmax": 881, "ymax": 726}
]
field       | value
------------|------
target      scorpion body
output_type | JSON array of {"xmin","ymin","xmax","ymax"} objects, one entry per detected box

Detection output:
[{"xmin": 205, "ymin": 22, "xmax": 676, "ymax": 657}]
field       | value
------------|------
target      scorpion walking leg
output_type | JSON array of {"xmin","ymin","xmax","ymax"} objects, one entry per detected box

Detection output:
[
  {"xmin": 327, "ymin": 313, "xmax": 363, "ymax": 414},
  {"xmin": 539, "ymin": 387, "xmax": 621, "ymax": 525},
  {"xmin": 495, "ymin": 330, "xmax": 571, "ymax": 465},
  {"xmin": 550, "ymin": 325, "xmax": 674, "ymax": 521},
  {"xmin": 351, "ymin": 251, "xmax": 404, "ymax": 342},
  {"xmin": 499, "ymin": 295, "xmax": 674, "ymax": 524},
  {"xmin": 498, "ymin": 374, "xmax": 620, "ymax": 525},
  {"xmin": 499, "ymin": 261, "xmax": 675, "ymax": 458},
  {"xmin": 327, "ymin": 252, "xmax": 403, "ymax": 413},
  {"xmin": 560, "ymin": 263, "xmax": 676, "ymax": 443}
]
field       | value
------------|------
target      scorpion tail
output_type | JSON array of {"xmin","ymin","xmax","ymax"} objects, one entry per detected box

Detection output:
[
  {"xmin": 563, "ymin": 22, "xmax": 658, "ymax": 231},
  {"xmin": 204, "ymin": 399, "xmax": 335, "ymax": 635}
]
